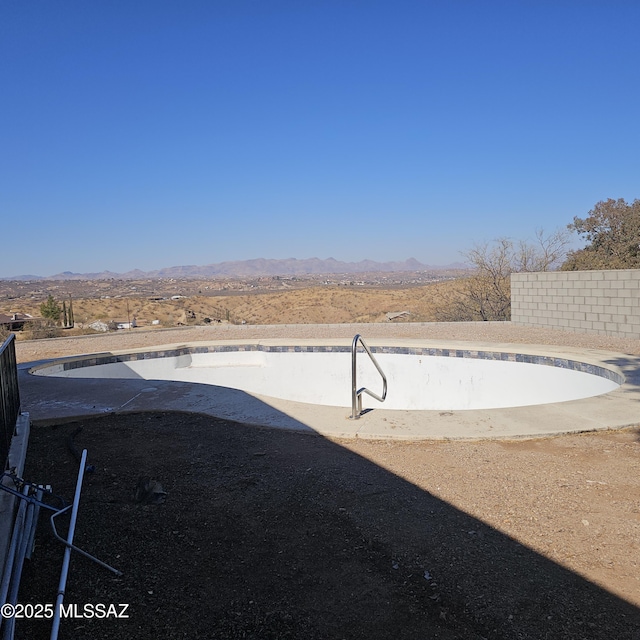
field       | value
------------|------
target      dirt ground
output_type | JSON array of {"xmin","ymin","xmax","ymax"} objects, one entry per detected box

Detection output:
[{"xmin": 15, "ymin": 411, "xmax": 640, "ymax": 640}]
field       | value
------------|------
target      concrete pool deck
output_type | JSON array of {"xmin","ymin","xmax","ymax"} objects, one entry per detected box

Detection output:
[{"xmin": 18, "ymin": 331, "xmax": 640, "ymax": 440}]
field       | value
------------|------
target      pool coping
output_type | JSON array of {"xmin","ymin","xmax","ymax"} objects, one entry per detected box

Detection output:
[{"xmin": 20, "ymin": 338, "xmax": 640, "ymax": 440}]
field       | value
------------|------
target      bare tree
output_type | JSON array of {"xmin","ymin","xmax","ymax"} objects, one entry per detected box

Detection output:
[
  {"xmin": 516, "ymin": 228, "xmax": 570, "ymax": 272},
  {"xmin": 436, "ymin": 229, "xmax": 570, "ymax": 321}
]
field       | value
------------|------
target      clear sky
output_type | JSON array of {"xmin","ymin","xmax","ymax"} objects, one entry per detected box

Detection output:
[{"xmin": 2, "ymin": 1, "xmax": 639, "ymax": 276}]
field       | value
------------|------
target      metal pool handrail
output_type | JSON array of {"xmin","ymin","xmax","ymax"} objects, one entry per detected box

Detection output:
[{"xmin": 350, "ymin": 334, "xmax": 387, "ymax": 419}]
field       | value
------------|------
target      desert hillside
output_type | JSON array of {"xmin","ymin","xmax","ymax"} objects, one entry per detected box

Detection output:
[{"xmin": 1, "ymin": 279, "xmax": 467, "ymax": 336}]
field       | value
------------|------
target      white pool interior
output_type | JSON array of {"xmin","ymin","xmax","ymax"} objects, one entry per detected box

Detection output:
[{"xmin": 33, "ymin": 346, "xmax": 621, "ymax": 411}]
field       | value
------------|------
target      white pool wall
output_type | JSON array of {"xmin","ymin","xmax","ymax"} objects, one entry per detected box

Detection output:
[{"xmin": 35, "ymin": 348, "xmax": 620, "ymax": 411}]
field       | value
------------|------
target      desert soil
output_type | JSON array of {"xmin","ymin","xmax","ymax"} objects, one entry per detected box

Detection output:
[
  {"xmin": 12, "ymin": 324, "xmax": 640, "ymax": 639},
  {"xmin": 4, "ymin": 279, "xmax": 459, "ymax": 329}
]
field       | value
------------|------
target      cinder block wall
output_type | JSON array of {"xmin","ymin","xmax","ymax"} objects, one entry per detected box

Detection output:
[{"xmin": 511, "ymin": 269, "xmax": 640, "ymax": 338}]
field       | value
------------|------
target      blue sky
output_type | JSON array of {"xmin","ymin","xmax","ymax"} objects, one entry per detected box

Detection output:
[{"xmin": 2, "ymin": 1, "xmax": 639, "ymax": 276}]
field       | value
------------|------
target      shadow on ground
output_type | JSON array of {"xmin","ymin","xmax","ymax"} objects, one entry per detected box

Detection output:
[{"xmin": 16, "ymin": 403, "xmax": 640, "ymax": 640}]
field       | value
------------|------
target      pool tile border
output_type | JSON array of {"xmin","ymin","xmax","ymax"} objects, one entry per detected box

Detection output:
[{"xmin": 49, "ymin": 344, "xmax": 623, "ymax": 385}]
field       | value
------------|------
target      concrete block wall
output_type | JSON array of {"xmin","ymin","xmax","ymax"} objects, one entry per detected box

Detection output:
[{"xmin": 511, "ymin": 269, "xmax": 640, "ymax": 338}]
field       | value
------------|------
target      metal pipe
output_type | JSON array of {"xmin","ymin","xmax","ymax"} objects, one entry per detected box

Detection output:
[
  {"xmin": 351, "ymin": 335, "xmax": 360, "ymax": 419},
  {"xmin": 350, "ymin": 334, "xmax": 388, "ymax": 419},
  {"xmin": 0, "ymin": 477, "xmax": 63, "ymax": 513},
  {"xmin": 49, "ymin": 509, "xmax": 122, "ymax": 576},
  {"xmin": 0, "ymin": 488, "xmax": 27, "ymax": 633},
  {"xmin": 25, "ymin": 487, "xmax": 45, "ymax": 561},
  {"xmin": 0, "ymin": 467, "xmax": 120, "ymax": 639},
  {"xmin": 4, "ymin": 495, "xmax": 36, "ymax": 640},
  {"xmin": 50, "ymin": 449, "xmax": 87, "ymax": 640}
]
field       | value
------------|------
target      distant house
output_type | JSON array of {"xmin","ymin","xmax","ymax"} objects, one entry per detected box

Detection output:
[
  {"xmin": 115, "ymin": 317, "xmax": 137, "ymax": 330},
  {"xmin": 0, "ymin": 313, "xmax": 33, "ymax": 331}
]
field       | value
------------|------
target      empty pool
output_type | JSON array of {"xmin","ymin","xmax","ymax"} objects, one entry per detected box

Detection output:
[{"xmin": 31, "ymin": 342, "xmax": 621, "ymax": 411}]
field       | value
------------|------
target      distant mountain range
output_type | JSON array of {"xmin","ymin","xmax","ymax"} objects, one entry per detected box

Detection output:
[{"xmin": 3, "ymin": 257, "xmax": 468, "ymax": 281}]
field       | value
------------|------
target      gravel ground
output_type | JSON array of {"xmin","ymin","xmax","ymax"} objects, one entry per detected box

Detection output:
[
  {"xmin": 14, "ymin": 321, "xmax": 640, "ymax": 364},
  {"xmin": 19, "ymin": 413, "xmax": 640, "ymax": 639}
]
